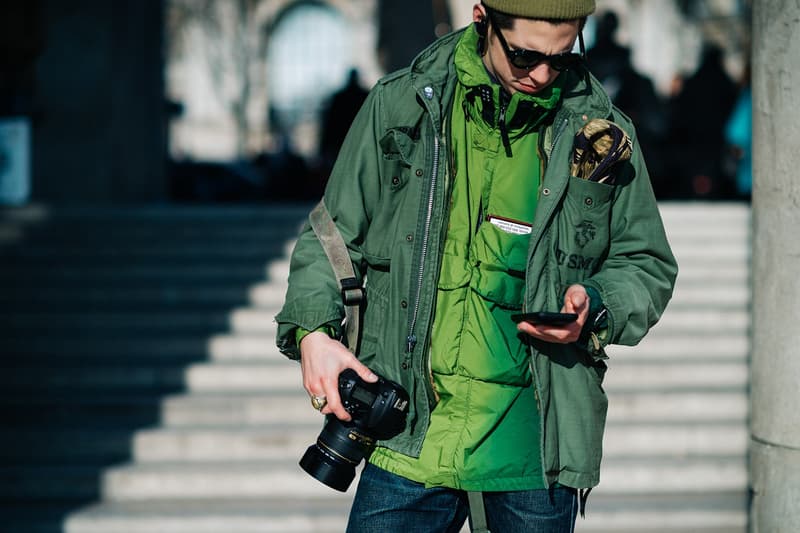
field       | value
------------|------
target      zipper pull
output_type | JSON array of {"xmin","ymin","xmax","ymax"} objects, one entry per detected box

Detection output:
[{"xmin": 406, "ymin": 334, "xmax": 417, "ymax": 354}]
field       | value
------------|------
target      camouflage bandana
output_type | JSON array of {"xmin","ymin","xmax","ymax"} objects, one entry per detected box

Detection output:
[{"xmin": 570, "ymin": 119, "xmax": 633, "ymax": 184}]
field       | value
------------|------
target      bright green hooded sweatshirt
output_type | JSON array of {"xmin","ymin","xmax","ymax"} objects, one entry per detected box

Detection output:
[{"xmin": 369, "ymin": 26, "xmax": 561, "ymax": 491}]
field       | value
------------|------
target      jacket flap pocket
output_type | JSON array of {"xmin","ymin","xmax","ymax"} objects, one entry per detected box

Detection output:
[
  {"xmin": 567, "ymin": 175, "xmax": 614, "ymax": 208},
  {"xmin": 472, "ymin": 264, "xmax": 525, "ymax": 309},
  {"xmin": 379, "ymin": 128, "xmax": 417, "ymax": 166}
]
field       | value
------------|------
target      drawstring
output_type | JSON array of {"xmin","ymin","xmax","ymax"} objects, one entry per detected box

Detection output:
[
  {"xmin": 579, "ymin": 487, "xmax": 592, "ymax": 518},
  {"xmin": 498, "ymin": 110, "xmax": 512, "ymax": 157},
  {"xmin": 466, "ymin": 85, "xmax": 512, "ymax": 157}
]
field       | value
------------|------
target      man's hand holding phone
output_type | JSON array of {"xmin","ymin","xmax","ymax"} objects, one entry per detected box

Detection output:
[{"xmin": 515, "ymin": 284, "xmax": 590, "ymax": 344}]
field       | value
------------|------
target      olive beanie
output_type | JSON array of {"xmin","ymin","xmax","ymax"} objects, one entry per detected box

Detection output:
[{"xmin": 482, "ymin": 0, "xmax": 595, "ymax": 19}]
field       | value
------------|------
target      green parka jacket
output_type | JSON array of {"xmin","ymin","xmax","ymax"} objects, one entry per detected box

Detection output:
[{"xmin": 276, "ymin": 28, "xmax": 678, "ymax": 490}]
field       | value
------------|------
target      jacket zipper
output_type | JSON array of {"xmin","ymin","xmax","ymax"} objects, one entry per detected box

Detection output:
[
  {"xmin": 550, "ymin": 116, "xmax": 569, "ymax": 159},
  {"xmin": 406, "ymin": 134, "xmax": 440, "ymax": 354},
  {"xmin": 498, "ymin": 102, "xmax": 512, "ymax": 157}
]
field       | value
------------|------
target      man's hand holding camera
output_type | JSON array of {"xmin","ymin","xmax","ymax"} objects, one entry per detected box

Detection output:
[{"xmin": 299, "ymin": 331, "xmax": 378, "ymax": 421}]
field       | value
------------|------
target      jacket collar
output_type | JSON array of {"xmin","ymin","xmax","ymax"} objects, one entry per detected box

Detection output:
[{"xmin": 407, "ymin": 27, "xmax": 614, "ymax": 128}]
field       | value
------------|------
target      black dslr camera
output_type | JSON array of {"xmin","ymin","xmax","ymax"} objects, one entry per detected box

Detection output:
[{"xmin": 299, "ymin": 368, "xmax": 410, "ymax": 491}]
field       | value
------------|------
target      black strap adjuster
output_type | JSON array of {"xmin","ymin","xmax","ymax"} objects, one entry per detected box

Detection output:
[{"xmin": 340, "ymin": 277, "xmax": 365, "ymax": 306}]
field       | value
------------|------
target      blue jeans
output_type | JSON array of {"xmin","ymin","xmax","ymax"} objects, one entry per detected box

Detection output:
[{"xmin": 346, "ymin": 464, "xmax": 578, "ymax": 533}]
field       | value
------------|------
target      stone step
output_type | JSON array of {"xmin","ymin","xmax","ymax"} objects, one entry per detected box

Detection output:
[
  {"xmin": 608, "ymin": 334, "xmax": 748, "ymax": 362},
  {"xmin": 1, "ymin": 241, "xmax": 293, "ymax": 261},
  {"xmin": 604, "ymin": 361, "xmax": 747, "ymax": 392},
  {"xmin": 0, "ymin": 428, "xmax": 135, "ymax": 463},
  {"xmin": 0, "ymin": 393, "xmax": 179, "ymax": 431},
  {"xmin": 159, "ymin": 392, "xmax": 362, "ymax": 427},
  {"xmin": 0, "ymin": 334, "xmax": 277, "ymax": 360},
  {"xmin": 661, "ymin": 223, "xmax": 749, "ymax": 239},
  {"xmin": 0, "ymin": 283, "xmax": 289, "ymax": 309},
  {"xmin": 3, "ymin": 258, "xmax": 741, "ymax": 286},
  {"xmin": 126, "ymin": 422, "xmax": 746, "ymax": 463},
  {"xmin": 0, "ymin": 465, "xmax": 104, "ymax": 502},
  {"xmin": 157, "ymin": 387, "xmax": 747, "ymax": 428},
  {"xmin": 99, "ymin": 455, "xmax": 746, "ymax": 502},
  {"xmin": 0, "ymin": 476, "xmax": 747, "ymax": 532},
  {"xmin": 664, "ymin": 265, "xmax": 749, "ymax": 285},
  {"xmin": 0, "ymin": 386, "xmax": 745, "ymax": 431},
  {"xmin": 60, "ymin": 499, "xmax": 352, "ymax": 533},
  {"xmin": 0, "ymin": 222, "xmax": 303, "ymax": 239},
  {"xmin": 668, "ymin": 243, "xmax": 749, "ymax": 263},
  {"xmin": 20, "ymin": 257, "xmax": 287, "ymax": 277},
  {"xmin": 0, "ymin": 357, "xmax": 746, "ymax": 394},
  {"xmin": 1, "ymin": 308, "xmax": 280, "ymax": 336},
  {"xmin": 0, "ymin": 360, "xmax": 296, "ymax": 392},
  {"xmin": 575, "ymin": 491, "xmax": 747, "ymax": 532},
  {"xmin": 0, "ymin": 306, "xmax": 743, "ymax": 340},
  {"xmin": 634, "ymin": 308, "xmax": 748, "ymax": 335},
  {"xmin": 132, "ymin": 426, "xmax": 319, "ymax": 462},
  {"xmin": 30, "ymin": 420, "xmax": 745, "ymax": 466},
  {"xmin": 606, "ymin": 391, "xmax": 747, "ymax": 423},
  {"xmin": 0, "ymin": 282, "xmax": 746, "ymax": 317},
  {"xmin": 602, "ymin": 423, "xmax": 748, "ymax": 457},
  {"xmin": 102, "ymin": 461, "xmax": 347, "ymax": 501},
  {"xmin": 0, "ymin": 492, "xmax": 742, "ymax": 533},
  {"xmin": 597, "ymin": 456, "xmax": 747, "ymax": 493},
  {"xmin": 667, "ymin": 283, "xmax": 748, "ymax": 309},
  {"xmin": 0, "ymin": 203, "xmax": 313, "ymax": 222},
  {"xmin": 3, "ymin": 228, "xmax": 746, "ymax": 256},
  {"xmin": 658, "ymin": 202, "xmax": 749, "ymax": 222},
  {"xmin": 0, "ymin": 253, "xmax": 287, "ymax": 271},
  {"xmin": 0, "ymin": 330, "xmax": 745, "ymax": 365},
  {"xmin": 0, "ymin": 425, "xmax": 317, "ymax": 463}
]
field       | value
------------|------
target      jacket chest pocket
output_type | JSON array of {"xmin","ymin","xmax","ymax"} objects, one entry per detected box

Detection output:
[
  {"xmin": 363, "ymin": 128, "xmax": 421, "ymax": 260},
  {"xmin": 552, "ymin": 176, "xmax": 614, "ymax": 282}
]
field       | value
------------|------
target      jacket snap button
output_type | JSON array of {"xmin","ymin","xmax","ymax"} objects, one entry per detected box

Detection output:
[
  {"xmin": 542, "ymin": 188, "xmax": 551, "ymax": 196},
  {"xmin": 401, "ymin": 300, "xmax": 408, "ymax": 308},
  {"xmin": 392, "ymin": 176, "xmax": 400, "ymax": 185},
  {"xmin": 406, "ymin": 234, "xmax": 413, "ymax": 241},
  {"xmin": 415, "ymin": 169, "xmax": 424, "ymax": 177},
  {"xmin": 401, "ymin": 362, "xmax": 409, "ymax": 369},
  {"xmin": 585, "ymin": 197, "xmax": 594, "ymax": 206}
]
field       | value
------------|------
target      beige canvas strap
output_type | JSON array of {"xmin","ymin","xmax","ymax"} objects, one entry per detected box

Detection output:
[{"xmin": 308, "ymin": 200, "xmax": 363, "ymax": 351}]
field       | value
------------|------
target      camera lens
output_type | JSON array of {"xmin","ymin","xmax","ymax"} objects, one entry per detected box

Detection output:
[
  {"xmin": 299, "ymin": 369, "xmax": 408, "ymax": 492},
  {"xmin": 299, "ymin": 418, "xmax": 373, "ymax": 492}
]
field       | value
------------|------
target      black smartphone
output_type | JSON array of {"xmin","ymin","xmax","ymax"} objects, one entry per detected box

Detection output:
[{"xmin": 511, "ymin": 312, "xmax": 578, "ymax": 326}]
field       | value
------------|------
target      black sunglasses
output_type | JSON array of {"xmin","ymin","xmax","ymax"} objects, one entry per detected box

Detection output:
[{"xmin": 486, "ymin": 11, "xmax": 585, "ymax": 71}]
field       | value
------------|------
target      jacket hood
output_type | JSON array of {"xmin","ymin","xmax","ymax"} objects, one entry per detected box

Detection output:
[{"xmin": 407, "ymin": 26, "xmax": 613, "ymax": 125}]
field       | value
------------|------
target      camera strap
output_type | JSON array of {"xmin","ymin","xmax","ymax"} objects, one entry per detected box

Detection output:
[{"xmin": 309, "ymin": 200, "xmax": 364, "ymax": 351}]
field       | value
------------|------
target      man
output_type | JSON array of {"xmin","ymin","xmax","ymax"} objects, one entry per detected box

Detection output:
[{"xmin": 276, "ymin": 1, "xmax": 677, "ymax": 531}]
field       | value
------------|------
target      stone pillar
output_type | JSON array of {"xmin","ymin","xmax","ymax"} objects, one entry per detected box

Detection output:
[{"xmin": 750, "ymin": 1, "xmax": 800, "ymax": 531}]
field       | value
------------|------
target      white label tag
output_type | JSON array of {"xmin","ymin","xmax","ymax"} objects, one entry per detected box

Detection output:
[{"xmin": 487, "ymin": 215, "xmax": 532, "ymax": 235}]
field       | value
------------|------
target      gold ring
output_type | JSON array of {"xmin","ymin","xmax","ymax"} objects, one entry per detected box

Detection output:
[{"xmin": 310, "ymin": 395, "xmax": 327, "ymax": 411}]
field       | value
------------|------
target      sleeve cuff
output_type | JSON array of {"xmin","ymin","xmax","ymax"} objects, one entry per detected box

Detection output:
[
  {"xmin": 579, "ymin": 284, "xmax": 610, "ymax": 360},
  {"xmin": 295, "ymin": 324, "xmax": 338, "ymax": 346}
]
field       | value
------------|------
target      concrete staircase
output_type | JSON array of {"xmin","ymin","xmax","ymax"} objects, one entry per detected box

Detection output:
[
  {"xmin": 0, "ymin": 202, "xmax": 750, "ymax": 533},
  {"xmin": 576, "ymin": 202, "xmax": 751, "ymax": 533}
]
